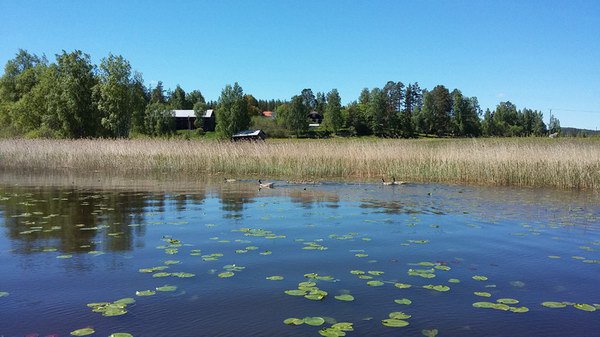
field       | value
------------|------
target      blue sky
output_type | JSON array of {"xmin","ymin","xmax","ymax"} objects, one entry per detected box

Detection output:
[{"xmin": 1, "ymin": 0, "xmax": 599, "ymax": 129}]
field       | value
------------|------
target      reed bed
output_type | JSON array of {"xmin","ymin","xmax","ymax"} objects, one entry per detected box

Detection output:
[{"xmin": 1, "ymin": 138, "xmax": 599, "ymax": 189}]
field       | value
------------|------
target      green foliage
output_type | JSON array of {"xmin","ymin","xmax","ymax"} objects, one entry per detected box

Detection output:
[
  {"xmin": 94, "ymin": 54, "xmax": 135, "ymax": 137},
  {"xmin": 323, "ymin": 89, "xmax": 342, "ymax": 133},
  {"xmin": 169, "ymin": 85, "xmax": 188, "ymax": 109},
  {"xmin": 549, "ymin": 113, "xmax": 561, "ymax": 134},
  {"xmin": 422, "ymin": 85, "xmax": 452, "ymax": 136},
  {"xmin": 48, "ymin": 50, "xmax": 99, "ymax": 138},
  {"xmin": 251, "ymin": 116, "xmax": 288, "ymax": 138},
  {"xmin": 144, "ymin": 102, "xmax": 174, "ymax": 136},
  {"xmin": 215, "ymin": 82, "xmax": 249, "ymax": 139},
  {"xmin": 368, "ymin": 88, "xmax": 387, "ymax": 136},
  {"xmin": 283, "ymin": 95, "xmax": 309, "ymax": 137}
]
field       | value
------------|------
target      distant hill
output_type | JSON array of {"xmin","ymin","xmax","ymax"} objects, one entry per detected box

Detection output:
[{"xmin": 561, "ymin": 127, "xmax": 600, "ymax": 137}]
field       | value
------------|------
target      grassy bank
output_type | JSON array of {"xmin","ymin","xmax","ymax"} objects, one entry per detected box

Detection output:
[{"xmin": 1, "ymin": 138, "xmax": 599, "ymax": 189}]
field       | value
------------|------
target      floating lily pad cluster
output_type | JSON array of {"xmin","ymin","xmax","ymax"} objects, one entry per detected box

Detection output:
[
  {"xmin": 218, "ymin": 264, "xmax": 245, "ymax": 278},
  {"xmin": 87, "ymin": 297, "xmax": 135, "ymax": 316},
  {"xmin": 284, "ymin": 317, "xmax": 354, "ymax": 337},
  {"xmin": 423, "ymin": 284, "xmax": 450, "ymax": 292},
  {"xmin": 201, "ymin": 252, "xmax": 224, "ymax": 261},
  {"xmin": 0, "ymin": 291, "xmax": 9, "ymax": 298},
  {"xmin": 285, "ymin": 275, "xmax": 333, "ymax": 301},
  {"xmin": 329, "ymin": 232, "xmax": 360, "ymax": 240},
  {"xmin": 234, "ymin": 227, "xmax": 286, "ymax": 239},
  {"xmin": 473, "ymin": 298, "xmax": 528, "ymax": 313},
  {"xmin": 407, "ymin": 261, "xmax": 451, "ymax": 279},
  {"xmin": 303, "ymin": 241, "xmax": 328, "ymax": 250},
  {"xmin": 382, "ymin": 311, "xmax": 411, "ymax": 328},
  {"xmin": 70, "ymin": 327, "xmax": 95, "ymax": 336},
  {"xmin": 542, "ymin": 301, "xmax": 599, "ymax": 311}
]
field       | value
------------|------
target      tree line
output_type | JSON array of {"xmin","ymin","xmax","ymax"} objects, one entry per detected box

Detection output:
[{"xmin": 0, "ymin": 49, "xmax": 560, "ymax": 139}]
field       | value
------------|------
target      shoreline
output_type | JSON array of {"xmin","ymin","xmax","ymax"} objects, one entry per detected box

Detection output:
[{"xmin": 1, "ymin": 138, "xmax": 598, "ymax": 190}]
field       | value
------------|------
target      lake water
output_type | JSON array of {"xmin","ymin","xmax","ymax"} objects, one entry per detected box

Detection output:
[{"xmin": 0, "ymin": 174, "xmax": 599, "ymax": 337}]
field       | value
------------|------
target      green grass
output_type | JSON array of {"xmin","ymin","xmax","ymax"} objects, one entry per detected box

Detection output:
[{"xmin": 0, "ymin": 138, "xmax": 598, "ymax": 189}]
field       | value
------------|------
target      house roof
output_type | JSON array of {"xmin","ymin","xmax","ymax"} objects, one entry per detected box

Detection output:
[
  {"xmin": 232, "ymin": 129, "xmax": 264, "ymax": 137},
  {"xmin": 172, "ymin": 109, "xmax": 213, "ymax": 118},
  {"xmin": 262, "ymin": 111, "xmax": 273, "ymax": 117}
]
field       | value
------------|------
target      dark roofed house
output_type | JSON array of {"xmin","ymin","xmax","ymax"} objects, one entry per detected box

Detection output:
[
  {"xmin": 173, "ymin": 109, "xmax": 215, "ymax": 131},
  {"xmin": 308, "ymin": 111, "xmax": 322, "ymax": 124},
  {"xmin": 232, "ymin": 129, "xmax": 267, "ymax": 141}
]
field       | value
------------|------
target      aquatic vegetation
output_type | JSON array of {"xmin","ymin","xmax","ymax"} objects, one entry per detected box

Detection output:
[
  {"xmin": 109, "ymin": 333, "xmax": 133, "ymax": 337},
  {"xmin": 367, "ymin": 280, "xmax": 384, "ymax": 287},
  {"xmin": 156, "ymin": 285, "xmax": 177, "ymax": 292},
  {"xmin": 334, "ymin": 294, "xmax": 355, "ymax": 301},
  {"xmin": 266, "ymin": 276, "xmax": 284, "ymax": 281},
  {"xmin": 87, "ymin": 298, "xmax": 134, "ymax": 317},
  {"xmin": 394, "ymin": 283, "xmax": 412, "ymax": 289},
  {"xmin": 304, "ymin": 317, "xmax": 326, "ymax": 326},
  {"xmin": 423, "ymin": 285, "xmax": 450, "ymax": 292},
  {"xmin": 136, "ymin": 290, "xmax": 156, "ymax": 296},
  {"xmin": 0, "ymin": 292, "xmax": 9, "ymax": 297},
  {"xmin": 422, "ymin": 329, "xmax": 439, "ymax": 337},
  {"xmin": 542, "ymin": 301, "xmax": 567, "ymax": 308},
  {"xmin": 474, "ymin": 292, "xmax": 492, "ymax": 297},
  {"xmin": 394, "ymin": 298, "xmax": 412, "ymax": 305},
  {"xmin": 70, "ymin": 328, "xmax": 95, "ymax": 336},
  {"xmin": 574, "ymin": 303, "xmax": 596, "ymax": 312},
  {"xmin": 472, "ymin": 275, "xmax": 488, "ymax": 281}
]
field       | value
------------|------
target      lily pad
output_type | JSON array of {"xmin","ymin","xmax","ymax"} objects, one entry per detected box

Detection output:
[
  {"xmin": 109, "ymin": 334, "xmax": 133, "ymax": 337},
  {"xmin": 350, "ymin": 270, "xmax": 365, "ymax": 275},
  {"xmin": 367, "ymin": 280, "xmax": 384, "ymax": 287},
  {"xmin": 542, "ymin": 301, "xmax": 567, "ymax": 308},
  {"xmin": 172, "ymin": 272, "xmax": 195, "ymax": 278},
  {"xmin": 448, "ymin": 278, "xmax": 460, "ymax": 283},
  {"xmin": 473, "ymin": 301, "xmax": 496, "ymax": 308},
  {"xmin": 574, "ymin": 303, "xmax": 596, "ymax": 312},
  {"xmin": 70, "ymin": 328, "xmax": 95, "ymax": 336},
  {"xmin": 394, "ymin": 283, "xmax": 412, "ymax": 289},
  {"xmin": 156, "ymin": 285, "xmax": 177, "ymax": 292},
  {"xmin": 331, "ymin": 322, "xmax": 354, "ymax": 331},
  {"xmin": 318, "ymin": 328, "xmax": 346, "ymax": 337},
  {"xmin": 283, "ymin": 318, "xmax": 304, "ymax": 325},
  {"xmin": 422, "ymin": 329, "xmax": 439, "ymax": 337},
  {"xmin": 382, "ymin": 319, "xmax": 410, "ymax": 327},
  {"xmin": 335, "ymin": 294, "xmax": 355, "ymax": 301},
  {"xmin": 423, "ymin": 285, "xmax": 450, "ymax": 292},
  {"xmin": 266, "ymin": 276, "xmax": 284, "ymax": 281},
  {"xmin": 474, "ymin": 292, "xmax": 492, "ymax": 297},
  {"xmin": 285, "ymin": 290, "xmax": 307, "ymax": 296},
  {"xmin": 135, "ymin": 290, "xmax": 156, "ymax": 296},
  {"xmin": 509, "ymin": 306, "xmax": 529, "ymax": 313},
  {"xmin": 472, "ymin": 275, "xmax": 488, "ymax": 281},
  {"xmin": 0, "ymin": 292, "xmax": 9, "ymax": 297},
  {"xmin": 394, "ymin": 298, "xmax": 412, "ymax": 305},
  {"xmin": 497, "ymin": 298, "xmax": 519, "ymax": 304},
  {"xmin": 389, "ymin": 311, "xmax": 411, "ymax": 319},
  {"xmin": 303, "ymin": 316, "xmax": 326, "ymax": 326},
  {"xmin": 218, "ymin": 271, "xmax": 235, "ymax": 278}
]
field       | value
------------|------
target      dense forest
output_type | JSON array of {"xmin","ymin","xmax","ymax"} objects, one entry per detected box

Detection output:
[{"xmin": 0, "ymin": 49, "xmax": 562, "ymax": 139}]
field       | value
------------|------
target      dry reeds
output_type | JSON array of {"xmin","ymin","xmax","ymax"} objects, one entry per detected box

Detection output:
[{"xmin": 1, "ymin": 138, "xmax": 598, "ymax": 189}]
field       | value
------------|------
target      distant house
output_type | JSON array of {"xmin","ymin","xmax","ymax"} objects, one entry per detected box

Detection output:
[
  {"xmin": 172, "ymin": 109, "xmax": 215, "ymax": 131},
  {"xmin": 232, "ymin": 129, "xmax": 267, "ymax": 141},
  {"xmin": 262, "ymin": 111, "xmax": 274, "ymax": 118},
  {"xmin": 308, "ymin": 111, "xmax": 322, "ymax": 124}
]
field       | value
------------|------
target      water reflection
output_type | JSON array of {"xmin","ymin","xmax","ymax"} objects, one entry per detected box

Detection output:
[{"xmin": 1, "ymin": 173, "xmax": 599, "ymax": 259}]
